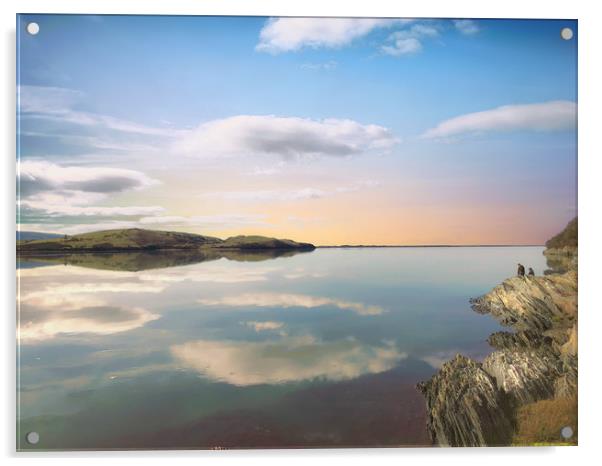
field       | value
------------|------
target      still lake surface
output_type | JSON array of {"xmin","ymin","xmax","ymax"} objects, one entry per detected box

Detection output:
[{"xmin": 17, "ymin": 247, "xmax": 547, "ymax": 450}]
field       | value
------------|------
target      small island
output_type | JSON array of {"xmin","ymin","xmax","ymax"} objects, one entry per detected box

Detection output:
[{"xmin": 16, "ymin": 228, "xmax": 316, "ymax": 255}]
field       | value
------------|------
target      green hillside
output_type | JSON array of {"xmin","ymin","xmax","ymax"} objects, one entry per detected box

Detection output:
[
  {"xmin": 545, "ymin": 217, "xmax": 577, "ymax": 249},
  {"xmin": 219, "ymin": 235, "xmax": 315, "ymax": 250},
  {"xmin": 16, "ymin": 228, "xmax": 315, "ymax": 254}
]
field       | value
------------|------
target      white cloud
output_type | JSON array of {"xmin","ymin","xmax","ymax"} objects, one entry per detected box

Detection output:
[
  {"xmin": 422, "ymin": 101, "xmax": 577, "ymax": 139},
  {"xmin": 19, "ymin": 161, "xmax": 159, "ymax": 196},
  {"xmin": 256, "ymin": 18, "xmax": 406, "ymax": 53},
  {"xmin": 382, "ymin": 38, "xmax": 422, "ymax": 56},
  {"xmin": 171, "ymin": 336, "xmax": 405, "ymax": 385},
  {"xmin": 381, "ymin": 23, "xmax": 439, "ymax": 57},
  {"xmin": 199, "ymin": 292, "xmax": 385, "ymax": 316},
  {"xmin": 175, "ymin": 115, "xmax": 398, "ymax": 159},
  {"xmin": 18, "ymin": 161, "xmax": 163, "ymax": 219},
  {"xmin": 454, "ymin": 19, "xmax": 480, "ymax": 35},
  {"xmin": 242, "ymin": 321, "xmax": 284, "ymax": 332}
]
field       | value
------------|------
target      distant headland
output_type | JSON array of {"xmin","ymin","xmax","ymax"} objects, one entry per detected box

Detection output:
[{"xmin": 16, "ymin": 228, "xmax": 316, "ymax": 255}]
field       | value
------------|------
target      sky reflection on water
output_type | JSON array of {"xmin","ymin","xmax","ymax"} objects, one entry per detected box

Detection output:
[{"xmin": 17, "ymin": 247, "xmax": 547, "ymax": 450}]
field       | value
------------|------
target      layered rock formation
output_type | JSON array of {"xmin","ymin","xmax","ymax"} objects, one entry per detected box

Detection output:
[
  {"xmin": 417, "ymin": 218, "xmax": 578, "ymax": 446},
  {"xmin": 417, "ymin": 355, "xmax": 514, "ymax": 446},
  {"xmin": 471, "ymin": 273, "xmax": 577, "ymax": 334}
]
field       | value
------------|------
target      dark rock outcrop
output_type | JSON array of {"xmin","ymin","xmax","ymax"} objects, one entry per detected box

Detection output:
[
  {"xmin": 417, "ymin": 355, "xmax": 514, "ymax": 447},
  {"xmin": 487, "ymin": 330, "xmax": 549, "ymax": 351}
]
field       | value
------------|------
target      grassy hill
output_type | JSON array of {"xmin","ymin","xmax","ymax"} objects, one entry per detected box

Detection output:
[
  {"xmin": 219, "ymin": 235, "xmax": 314, "ymax": 250},
  {"xmin": 17, "ymin": 228, "xmax": 315, "ymax": 254},
  {"xmin": 545, "ymin": 217, "xmax": 577, "ymax": 249}
]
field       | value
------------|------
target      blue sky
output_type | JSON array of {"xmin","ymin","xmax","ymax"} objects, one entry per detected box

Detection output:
[{"xmin": 16, "ymin": 15, "xmax": 577, "ymax": 245}]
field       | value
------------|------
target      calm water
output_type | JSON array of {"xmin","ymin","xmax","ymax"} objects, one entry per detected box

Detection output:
[{"xmin": 17, "ymin": 247, "xmax": 547, "ymax": 450}]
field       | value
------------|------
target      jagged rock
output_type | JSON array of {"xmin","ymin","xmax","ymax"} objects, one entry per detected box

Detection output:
[
  {"xmin": 417, "ymin": 354, "xmax": 514, "ymax": 447},
  {"xmin": 560, "ymin": 324, "xmax": 578, "ymax": 356},
  {"xmin": 482, "ymin": 350, "xmax": 562, "ymax": 405},
  {"xmin": 470, "ymin": 272, "xmax": 577, "ymax": 334},
  {"xmin": 554, "ymin": 355, "xmax": 578, "ymax": 398},
  {"xmin": 487, "ymin": 330, "xmax": 550, "ymax": 351}
]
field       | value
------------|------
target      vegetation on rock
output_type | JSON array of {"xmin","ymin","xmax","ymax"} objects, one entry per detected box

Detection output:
[
  {"xmin": 513, "ymin": 396, "xmax": 577, "ymax": 446},
  {"xmin": 545, "ymin": 217, "xmax": 577, "ymax": 250}
]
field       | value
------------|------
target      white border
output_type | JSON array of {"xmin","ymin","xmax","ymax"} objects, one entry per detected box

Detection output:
[{"xmin": 2, "ymin": 1, "xmax": 601, "ymax": 465}]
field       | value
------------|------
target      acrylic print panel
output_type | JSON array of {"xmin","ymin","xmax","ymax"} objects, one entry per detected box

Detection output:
[{"xmin": 16, "ymin": 15, "xmax": 577, "ymax": 450}]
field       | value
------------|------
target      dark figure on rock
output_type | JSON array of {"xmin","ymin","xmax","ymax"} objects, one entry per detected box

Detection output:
[
  {"xmin": 517, "ymin": 263, "xmax": 525, "ymax": 277},
  {"xmin": 528, "ymin": 267, "xmax": 535, "ymax": 276}
]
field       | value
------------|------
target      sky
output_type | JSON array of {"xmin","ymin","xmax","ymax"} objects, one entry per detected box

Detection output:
[{"xmin": 16, "ymin": 15, "xmax": 577, "ymax": 245}]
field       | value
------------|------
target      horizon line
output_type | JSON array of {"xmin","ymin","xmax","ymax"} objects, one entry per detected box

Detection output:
[{"xmin": 316, "ymin": 244, "xmax": 545, "ymax": 248}]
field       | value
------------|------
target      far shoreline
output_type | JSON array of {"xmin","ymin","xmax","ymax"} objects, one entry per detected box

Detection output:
[{"xmin": 316, "ymin": 244, "xmax": 545, "ymax": 248}]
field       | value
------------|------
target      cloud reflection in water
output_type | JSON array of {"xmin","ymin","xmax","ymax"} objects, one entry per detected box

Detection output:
[
  {"xmin": 171, "ymin": 336, "xmax": 406, "ymax": 386},
  {"xmin": 199, "ymin": 292, "xmax": 386, "ymax": 316}
]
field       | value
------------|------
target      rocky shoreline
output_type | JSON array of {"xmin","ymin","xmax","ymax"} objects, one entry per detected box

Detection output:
[{"xmin": 417, "ymin": 220, "xmax": 578, "ymax": 446}]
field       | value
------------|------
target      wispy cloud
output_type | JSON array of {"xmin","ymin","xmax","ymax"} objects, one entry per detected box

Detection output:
[
  {"xmin": 201, "ymin": 181, "xmax": 380, "ymax": 203},
  {"xmin": 18, "ymin": 213, "xmax": 268, "ymax": 235},
  {"xmin": 422, "ymin": 101, "xmax": 577, "ymax": 139},
  {"xmin": 381, "ymin": 23, "xmax": 440, "ymax": 56},
  {"xmin": 18, "ymin": 85, "xmax": 182, "ymax": 163},
  {"xmin": 242, "ymin": 321, "xmax": 284, "ymax": 332},
  {"xmin": 204, "ymin": 188, "xmax": 328, "ymax": 202},
  {"xmin": 19, "ymin": 85, "xmax": 84, "ymax": 114},
  {"xmin": 138, "ymin": 214, "xmax": 268, "ymax": 228},
  {"xmin": 300, "ymin": 60, "xmax": 338, "ymax": 70},
  {"xmin": 256, "ymin": 18, "xmax": 407, "ymax": 53},
  {"xmin": 19, "ymin": 198, "xmax": 164, "ymax": 218},
  {"xmin": 175, "ymin": 115, "xmax": 398, "ymax": 159},
  {"xmin": 454, "ymin": 19, "xmax": 480, "ymax": 35},
  {"xmin": 247, "ymin": 165, "xmax": 283, "ymax": 176},
  {"xmin": 19, "ymin": 85, "xmax": 180, "ymax": 138}
]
